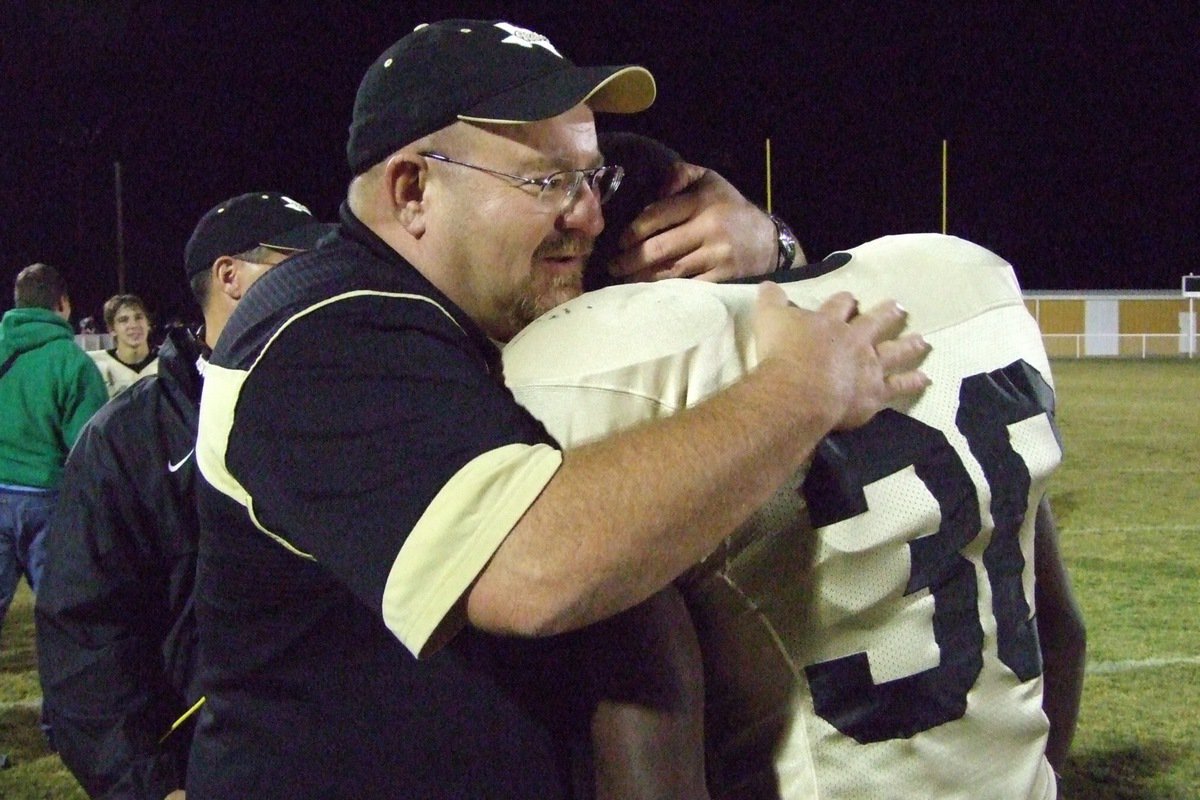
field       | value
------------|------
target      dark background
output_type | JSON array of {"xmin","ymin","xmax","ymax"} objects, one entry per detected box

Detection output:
[{"xmin": 4, "ymin": 1, "xmax": 1197, "ymax": 326}]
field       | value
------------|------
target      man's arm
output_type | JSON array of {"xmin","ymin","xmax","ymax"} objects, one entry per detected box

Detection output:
[
  {"xmin": 1033, "ymin": 496, "xmax": 1087, "ymax": 772},
  {"xmin": 61, "ymin": 351, "xmax": 108, "ymax": 446},
  {"xmin": 36, "ymin": 428, "xmax": 190, "ymax": 799},
  {"xmin": 469, "ymin": 286, "xmax": 929, "ymax": 636},
  {"xmin": 607, "ymin": 163, "xmax": 785, "ymax": 283}
]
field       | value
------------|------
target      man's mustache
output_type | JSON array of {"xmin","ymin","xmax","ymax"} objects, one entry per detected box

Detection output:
[{"xmin": 534, "ymin": 234, "xmax": 593, "ymax": 261}]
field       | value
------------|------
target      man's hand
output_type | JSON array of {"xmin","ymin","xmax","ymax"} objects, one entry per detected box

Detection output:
[
  {"xmin": 752, "ymin": 283, "xmax": 931, "ymax": 431},
  {"xmin": 607, "ymin": 163, "xmax": 788, "ymax": 283}
]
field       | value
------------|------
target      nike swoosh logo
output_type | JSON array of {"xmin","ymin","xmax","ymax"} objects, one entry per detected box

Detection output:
[{"xmin": 168, "ymin": 449, "xmax": 195, "ymax": 473}]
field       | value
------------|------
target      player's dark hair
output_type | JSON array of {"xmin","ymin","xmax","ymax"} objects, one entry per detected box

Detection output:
[
  {"xmin": 590, "ymin": 132, "xmax": 683, "ymax": 291},
  {"xmin": 189, "ymin": 269, "xmax": 211, "ymax": 307}
]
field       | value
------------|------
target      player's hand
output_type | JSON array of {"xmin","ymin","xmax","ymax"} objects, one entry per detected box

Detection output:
[
  {"xmin": 752, "ymin": 284, "xmax": 931, "ymax": 431},
  {"xmin": 606, "ymin": 163, "xmax": 786, "ymax": 283}
]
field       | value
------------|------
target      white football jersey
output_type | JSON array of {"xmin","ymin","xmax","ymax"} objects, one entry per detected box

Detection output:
[{"xmin": 503, "ymin": 234, "xmax": 1061, "ymax": 800}]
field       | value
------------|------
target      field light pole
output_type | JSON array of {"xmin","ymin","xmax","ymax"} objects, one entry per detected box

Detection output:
[
  {"xmin": 942, "ymin": 139, "xmax": 948, "ymax": 235},
  {"xmin": 114, "ymin": 161, "xmax": 127, "ymax": 294},
  {"xmin": 765, "ymin": 138, "xmax": 773, "ymax": 214}
]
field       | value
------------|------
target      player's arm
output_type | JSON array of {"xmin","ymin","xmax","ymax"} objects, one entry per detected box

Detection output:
[
  {"xmin": 468, "ymin": 287, "xmax": 930, "ymax": 637},
  {"xmin": 581, "ymin": 587, "xmax": 710, "ymax": 800},
  {"xmin": 1033, "ymin": 495, "xmax": 1087, "ymax": 772}
]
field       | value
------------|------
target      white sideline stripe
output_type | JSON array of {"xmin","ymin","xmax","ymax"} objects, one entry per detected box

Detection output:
[
  {"xmin": 1062, "ymin": 524, "xmax": 1200, "ymax": 535},
  {"xmin": 0, "ymin": 698, "xmax": 41, "ymax": 712},
  {"xmin": 1087, "ymin": 656, "xmax": 1200, "ymax": 675},
  {"xmin": 1114, "ymin": 466, "xmax": 1200, "ymax": 473},
  {"xmin": 3, "ymin": 656, "xmax": 1197, "ymax": 712}
]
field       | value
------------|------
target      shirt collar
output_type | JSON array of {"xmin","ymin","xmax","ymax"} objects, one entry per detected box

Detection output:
[{"xmin": 335, "ymin": 202, "xmax": 504, "ymax": 378}]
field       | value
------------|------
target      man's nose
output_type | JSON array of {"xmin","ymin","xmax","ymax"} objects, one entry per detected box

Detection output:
[{"xmin": 558, "ymin": 180, "xmax": 605, "ymax": 238}]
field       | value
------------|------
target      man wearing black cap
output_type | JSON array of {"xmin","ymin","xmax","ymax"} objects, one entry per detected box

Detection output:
[
  {"xmin": 190, "ymin": 20, "xmax": 929, "ymax": 799},
  {"xmin": 36, "ymin": 192, "xmax": 331, "ymax": 800}
]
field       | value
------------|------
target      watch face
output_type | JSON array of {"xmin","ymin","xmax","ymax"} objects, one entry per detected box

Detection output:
[{"xmin": 773, "ymin": 216, "xmax": 798, "ymax": 269}]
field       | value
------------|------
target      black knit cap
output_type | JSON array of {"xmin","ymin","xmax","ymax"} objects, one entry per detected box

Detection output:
[
  {"xmin": 346, "ymin": 19, "xmax": 656, "ymax": 174},
  {"xmin": 184, "ymin": 193, "xmax": 335, "ymax": 278}
]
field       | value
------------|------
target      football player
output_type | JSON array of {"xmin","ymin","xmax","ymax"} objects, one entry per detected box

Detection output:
[{"xmin": 503, "ymin": 231, "xmax": 1086, "ymax": 799}]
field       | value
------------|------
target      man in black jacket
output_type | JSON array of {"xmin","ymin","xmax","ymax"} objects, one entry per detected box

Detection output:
[{"xmin": 35, "ymin": 192, "xmax": 333, "ymax": 800}]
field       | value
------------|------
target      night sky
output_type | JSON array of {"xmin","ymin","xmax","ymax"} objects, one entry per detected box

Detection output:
[{"xmin": 4, "ymin": 1, "xmax": 1197, "ymax": 327}]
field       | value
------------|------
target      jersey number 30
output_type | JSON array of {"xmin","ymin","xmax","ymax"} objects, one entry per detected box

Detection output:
[{"xmin": 801, "ymin": 360, "xmax": 1058, "ymax": 743}]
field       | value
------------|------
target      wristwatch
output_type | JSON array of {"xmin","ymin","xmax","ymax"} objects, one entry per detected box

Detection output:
[{"xmin": 770, "ymin": 214, "xmax": 799, "ymax": 272}]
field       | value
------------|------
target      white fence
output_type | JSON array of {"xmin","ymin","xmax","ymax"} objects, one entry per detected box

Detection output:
[
  {"xmin": 1028, "ymin": 291, "xmax": 1197, "ymax": 360},
  {"xmin": 74, "ymin": 333, "xmax": 115, "ymax": 352},
  {"xmin": 1042, "ymin": 333, "xmax": 1196, "ymax": 359}
]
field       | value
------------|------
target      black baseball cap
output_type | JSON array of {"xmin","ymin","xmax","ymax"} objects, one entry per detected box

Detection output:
[
  {"xmin": 347, "ymin": 19, "xmax": 656, "ymax": 175},
  {"xmin": 184, "ymin": 192, "xmax": 335, "ymax": 278}
]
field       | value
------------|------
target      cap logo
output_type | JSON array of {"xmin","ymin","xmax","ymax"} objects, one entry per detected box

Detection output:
[
  {"xmin": 494, "ymin": 22, "xmax": 562, "ymax": 58},
  {"xmin": 279, "ymin": 196, "xmax": 312, "ymax": 215}
]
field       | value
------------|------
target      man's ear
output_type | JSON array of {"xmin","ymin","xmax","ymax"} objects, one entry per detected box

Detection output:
[
  {"xmin": 383, "ymin": 152, "xmax": 428, "ymax": 236},
  {"xmin": 213, "ymin": 256, "xmax": 241, "ymax": 300}
]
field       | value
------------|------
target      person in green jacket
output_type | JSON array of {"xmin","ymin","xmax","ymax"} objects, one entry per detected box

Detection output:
[{"xmin": 0, "ymin": 262, "xmax": 106, "ymax": 637}]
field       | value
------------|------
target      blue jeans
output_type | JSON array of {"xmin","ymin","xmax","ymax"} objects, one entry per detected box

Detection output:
[{"xmin": 0, "ymin": 484, "xmax": 56, "ymax": 636}]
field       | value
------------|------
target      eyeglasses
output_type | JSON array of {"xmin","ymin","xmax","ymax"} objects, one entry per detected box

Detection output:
[{"xmin": 419, "ymin": 151, "xmax": 623, "ymax": 213}]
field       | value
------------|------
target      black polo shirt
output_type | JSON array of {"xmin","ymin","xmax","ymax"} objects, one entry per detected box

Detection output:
[{"xmin": 189, "ymin": 206, "xmax": 587, "ymax": 799}]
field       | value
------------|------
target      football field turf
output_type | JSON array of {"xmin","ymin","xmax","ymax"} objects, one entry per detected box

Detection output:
[
  {"xmin": 1049, "ymin": 359, "xmax": 1199, "ymax": 799},
  {"xmin": 1, "ymin": 358, "xmax": 1196, "ymax": 798}
]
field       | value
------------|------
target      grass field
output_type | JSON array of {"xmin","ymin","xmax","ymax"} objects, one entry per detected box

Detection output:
[
  {"xmin": 1049, "ymin": 359, "xmax": 1200, "ymax": 800},
  {"xmin": 1, "ymin": 358, "xmax": 1197, "ymax": 798}
]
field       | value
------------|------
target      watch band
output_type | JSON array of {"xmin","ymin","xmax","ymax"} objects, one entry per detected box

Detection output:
[{"xmin": 770, "ymin": 213, "xmax": 799, "ymax": 272}]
